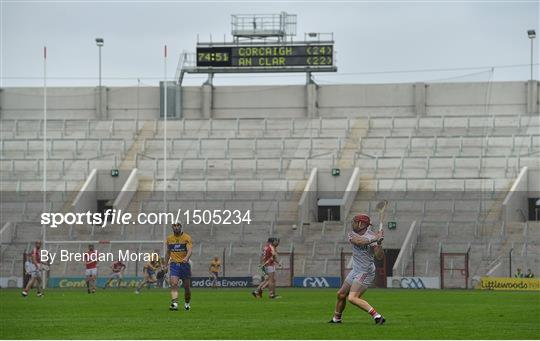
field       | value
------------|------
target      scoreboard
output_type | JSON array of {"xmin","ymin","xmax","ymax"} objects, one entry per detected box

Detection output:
[{"xmin": 195, "ymin": 44, "xmax": 335, "ymax": 71}]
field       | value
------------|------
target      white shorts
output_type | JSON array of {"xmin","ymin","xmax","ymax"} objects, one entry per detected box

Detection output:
[
  {"xmin": 85, "ymin": 268, "xmax": 98, "ymax": 277},
  {"xmin": 29, "ymin": 271, "xmax": 41, "ymax": 278},
  {"xmin": 345, "ymin": 270, "xmax": 375, "ymax": 287},
  {"xmin": 265, "ymin": 266, "xmax": 276, "ymax": 274},
  {"xmin": 109, "ymin": 272, "xmax": 122, "ymax": 279}
]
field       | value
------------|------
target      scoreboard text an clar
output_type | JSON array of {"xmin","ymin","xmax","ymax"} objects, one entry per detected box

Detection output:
[{"xmin": 196, "ymin": 44, "xmax": 334, "ymax": 68}]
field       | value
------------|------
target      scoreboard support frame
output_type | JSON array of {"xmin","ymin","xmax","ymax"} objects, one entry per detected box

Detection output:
[{"xmin": 176, "ymin": 40, "xmax": 336, "ymax": 119}]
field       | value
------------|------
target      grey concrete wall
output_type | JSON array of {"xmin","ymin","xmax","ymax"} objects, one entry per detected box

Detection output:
[
  {"xmin": 0, "ymin": 222, "xmax": 15, "ymax": 245},
  {"xmin": 211, "ymin": 85, "xmax": 306, "ymax": 118},
  {"xmin": 502, "ymin": 167, "xmax": 528, "ymax": 223},
  {"xmin": 317, "ymin": 168, "xmax": 354, "ymax": 196},
  {"xmin": 181, "ymin": 86, "xmax": 202, "ymax": 118},
  {"xmin": 318, "ymin": 83, "xmax": 416, "ymax": 116},
  {"xmin": 502, "ymin": 168, "xmax": 540, "ymax": 223},
  {"xmin": 528, "ymin": 169, "xmax": 540, "ymax": 191},
  {"xmin": 298, "ymin": 168, "xmax": 318, "ymax": 224},
  {"xmin": 1, "ymin": 87, "xmax": 96, "ymax": 119},
  {"xmin": 71, "ymin": 168, "xmax": 137, "ymax": 214},
  {"xmin": 113, "ymin": 169, "xmax": 139, "ymax": 212},
  {"xmin": 108, "ymin": 86, "xmax": 159, "ymax": 119},
  {"xmin": 72, "ymin": 169, "xmax": 97, "ymax": 214},
  {"xmin": 426, "ymin": 82, "xmax": 528, "ymax": 115},
  {"xmin": 341, "ymin": 167, "xmax": 361, "ymax": 221},
  {"xmin": 527, "ymin": 169, "xmax": 540, "ymax": 201},
  {"xmin": 0, "ymin": 86, "xmax": 159, "ymax": 120},
  {"xmin": 1, "ymin": 81, "xmax": 535, "ymax": 120},
  {"xmin": 298, "ymin": 168, "xmax": 360, "ymax": 223},
  {"xmin": 527, "ymin": 80, "xmax": 539, "ymax": 114},
  {"xmin": 96, "ymin": 169, "xmax": 131, "ymax": 196}
]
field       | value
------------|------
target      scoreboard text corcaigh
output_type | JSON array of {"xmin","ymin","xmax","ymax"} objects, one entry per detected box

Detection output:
[{"xmin": 196, "ymin": 44, "xmax": 334, "ymax": 68}]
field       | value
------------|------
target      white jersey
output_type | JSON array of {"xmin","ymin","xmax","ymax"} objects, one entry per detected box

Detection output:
[
  {"xmin": 348, "ymin": 230, "xmax": 378, "ymax": 273},
  {"xmin": 25, "ymin": 260, "xmax": 37, "ymax": 274}
]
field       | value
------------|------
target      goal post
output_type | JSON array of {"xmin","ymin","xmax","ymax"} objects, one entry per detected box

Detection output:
[
  {"xmin": 275, "ymin": 251, "xmax": 294, "ymax": 287},
  {"xmin": 440, "ymin": 252, "xmax": 469, "ymax": 289}
]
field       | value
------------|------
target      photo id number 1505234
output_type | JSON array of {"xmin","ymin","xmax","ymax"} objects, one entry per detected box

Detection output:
[{"xmin": 182, "ymin": 209, "xmax": 251, "ymax": 225}]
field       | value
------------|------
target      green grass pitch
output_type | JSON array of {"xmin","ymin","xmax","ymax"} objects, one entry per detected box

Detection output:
[{"xmin": 1, "ymin": 288, "xmax": 539, "ymax": 339}]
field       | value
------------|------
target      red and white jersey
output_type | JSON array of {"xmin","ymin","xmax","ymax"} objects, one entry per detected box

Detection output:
[
  {"xmin": 84, "ymin": 250, "xmax": 98, "ymax": 269},
  {"xmin": 111, "ymin": 261, "xmax": 125, "ymax": 273},
  {"xmin": 347, "ymin": 230, "xmax": 377, "ymax": 273},
  {"xmin": 31, "ymin": 247, "xmax": 41, "ymax": 264},
  {"xmin": 262, "ymin": 244, "xmax": 276, "ymax": 266}
]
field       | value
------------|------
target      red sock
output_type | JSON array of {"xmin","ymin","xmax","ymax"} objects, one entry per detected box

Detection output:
[{"xmin": 368, "ymin": 308, "xmax": 378, "ymax": 317}]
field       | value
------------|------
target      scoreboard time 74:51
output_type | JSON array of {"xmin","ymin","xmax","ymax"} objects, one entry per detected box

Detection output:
[{"xmin": 196, "ymin": 44, "xmax": 334, "ymax": 68}]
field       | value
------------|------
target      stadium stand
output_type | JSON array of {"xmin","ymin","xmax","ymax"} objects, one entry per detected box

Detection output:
[{"xmin": 1, "ymin": 82, "xmax": 539, "ymax": 290}]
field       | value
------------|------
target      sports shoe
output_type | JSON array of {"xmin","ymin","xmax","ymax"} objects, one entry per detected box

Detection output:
[
  {"xmin": 328, "ymin": 318, "xmax": 342, "ymax": 323},
  {"xmin": 21, "ymin": 290, "xmax": 28, "ymax": 297},
  {"xmin": 37, "ymin": 292, "xmax": 44, "ymax": 297},
  {"xmin": 169, "ymin": 302, "xmax": 178, "ymax": 311},
  {"xmin": 374, "ymin": 316, "xmax": 386, "ymax": 325},
  {"xmin": 134, "ymin": 290, "xmax": 140, "ymax": 294},
  {"xmin": 269, "ymin": 294, "xmax": 281, "ymax": 299},
  {"xmin": 184, "ymin": 303, "xmax": 190, "ymax": 311},
  {"xmin": 251, "ymin": 290, "xmax": 261, "ymax": 298}
]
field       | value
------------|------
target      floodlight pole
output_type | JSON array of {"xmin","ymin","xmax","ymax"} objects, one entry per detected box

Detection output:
[
  {"xmin": 98, "ymin": 45, "xmax": 102, "ymax": 115},
  {"xmin": 95, "ymin": 38, "xmax": 104, "ymax": 117},
  {"xmin": 530, "ymin": 36, "xmax": 534, "ymax": 81},
  {"xmin": 136, "ymin": 78, "xmax": 140, "ymax": 131},
  {"xmin": 528, "ymin": 30, "xmax": 536, "ymax": 81}
]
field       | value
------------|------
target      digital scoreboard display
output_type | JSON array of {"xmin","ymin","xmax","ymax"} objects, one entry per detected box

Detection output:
[{"xmin": 196, "ymin": 44, "xmax": 334, "ymax": 68}]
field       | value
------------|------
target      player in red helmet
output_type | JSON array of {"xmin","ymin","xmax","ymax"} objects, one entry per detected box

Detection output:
[{"xmin": 329, "ymin": 213, "xmax": 386, "ymax": 324}]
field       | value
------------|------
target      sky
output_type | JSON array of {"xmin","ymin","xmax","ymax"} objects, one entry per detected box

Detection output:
[{"xmin": 1, "ymin": 0, "xmax": 539, "ymax": 87}]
